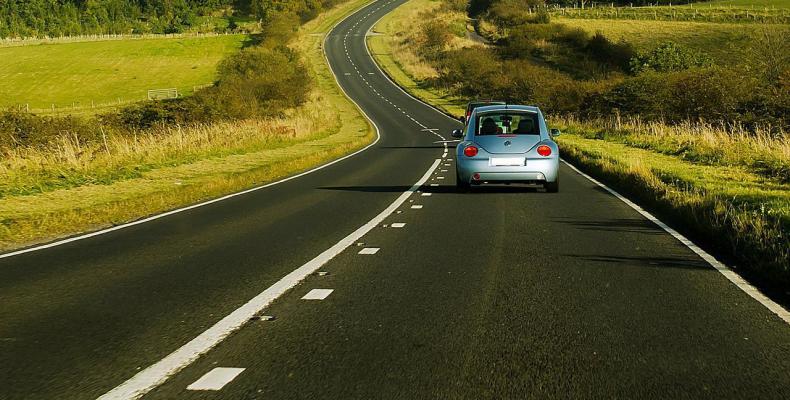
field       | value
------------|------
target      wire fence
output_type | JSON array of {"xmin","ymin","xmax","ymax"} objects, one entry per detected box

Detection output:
[
  {"xmin": 548, "ymin": 3, "xmax": 790, "ymax": 23},
  {"xmin": 0, "ymin": 32, "xmax": 242, "ymax": 48},
  {"xmin": 5, "ymin": 84, "xmax": 214, "ymax": 116}
]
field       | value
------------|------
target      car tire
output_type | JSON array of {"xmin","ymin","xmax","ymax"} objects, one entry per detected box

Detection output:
[{"xmin": 545, "ymin": 179, "xmax": 559, "ymax": 193}]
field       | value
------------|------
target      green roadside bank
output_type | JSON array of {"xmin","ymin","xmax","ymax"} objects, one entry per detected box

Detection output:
[
  {"xmin": 0, "ymin": 0, "xmax": 375, "ymax": 252},
  {"xmin": 367, "ymin": 0, "xmax": 789, "ymax": 301}
]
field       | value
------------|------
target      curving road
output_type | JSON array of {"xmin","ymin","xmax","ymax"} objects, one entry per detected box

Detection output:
[{"xmin": 1, "ymin": 1, "xmax": 789, "ymax": 399}]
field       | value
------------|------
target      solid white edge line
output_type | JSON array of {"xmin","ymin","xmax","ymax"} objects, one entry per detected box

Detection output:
[
  {"xmin": 99, "ymin": 158, "xmax": 441, "ymax": 400},
  {"xmin": 366, "ymin": 0, "xmax": 790, "ymax": 325},
  {"xmin": 560, "ymin": 160, "xmax": 790, "ymax": 325},
  {"xmin": 0, "ymin": 2, "xmax": 386, "ymax": 261},
  {"xmin": 97, "ymin": 2, "xmax": 443, "ymax": 398}
]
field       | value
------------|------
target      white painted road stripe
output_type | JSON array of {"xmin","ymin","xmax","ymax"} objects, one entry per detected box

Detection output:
[
  {"xmin": 0, "ymin": 1, "xmax": 390, "ymax": 262},
  {"xmin": 358, "ymin": 247, "xmax": 380, "ymax": 255},
  {"xmin": 302, "ymin": 289, "xmax": 334, "ymax": 300},
  {"xmin": 186, "ymin": 368, "xmax": 245, "ymax": 391},
  {"xmin": 390, "ymin": 223, "xmax": 406, "ymax": 228},
  {"xmin": 98, "ymin": 157, "xmax": 441, "ymax": 397},
  {"xmin": 97, "ymin": 0, "xmax": 443, "ymax": 395},
  {"xmin": 561, "ymin": 160, "xmax": 790, "ymax": 324},
  {"xmin": 98, "ymin": 162, "xmax": 442, "ymax": 398},
  {"xmin": 411, "ymin": 205, "xmax": 423, "ymax": 209},
  {"xmin": 371, "ymin": 0, "xmax": 788, "ymax": 326}
]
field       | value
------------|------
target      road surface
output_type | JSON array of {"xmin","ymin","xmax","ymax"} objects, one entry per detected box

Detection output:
[{"xmin": 1, "ymin": 0, "xmax": 789, "ymax": 399}]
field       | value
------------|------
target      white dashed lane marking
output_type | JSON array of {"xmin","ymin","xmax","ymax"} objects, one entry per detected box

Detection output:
[
  {"xmin": 390, "ymin": 223, "xmax": 406, "ymax": 228},
  {"xmin": 186, "ymin": 368, "xmax": 245, "ymax": 391},
  {"xmin": 421, "ymin": 193, "xmax": 432, "ymax": 197},
  {"xmin": 302, "ymin": 289, "xmax": 334, "ymax": 300},
  {"xmin": 411, "ymin": 205, "xmax": 423, "ymax": 209},
  {"xmin": 358, "ymin": 247, "xmax": 380, "ymax": 255}
]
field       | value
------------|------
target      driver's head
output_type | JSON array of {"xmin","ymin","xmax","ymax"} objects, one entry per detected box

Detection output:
[{"xmin": 482, "ymin": 118, "xmax": 496, "ymax": 128}]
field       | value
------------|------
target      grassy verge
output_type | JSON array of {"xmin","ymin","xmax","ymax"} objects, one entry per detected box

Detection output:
[
  {"xmin": 369, "ymin": 0, "xmax": 790, "ymax": 295},
  {"xmin": 367, "ymin": 0, "xmax": 470, "ymax": 117},
  {"xmin": 0, "ymin": 0, "xmax": 374, "ymax": 251},
  {"xmin": 0, "ymin": 35, "xmax": 247, "ymax": 114}
]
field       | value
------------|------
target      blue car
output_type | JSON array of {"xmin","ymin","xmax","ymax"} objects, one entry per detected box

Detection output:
[{"xmin": 451, "ymin": 105, "xmax": 560, "ymax": 192}]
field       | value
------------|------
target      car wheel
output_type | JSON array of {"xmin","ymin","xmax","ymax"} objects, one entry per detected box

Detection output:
[{"xmin": 544, "ymin": 179, "xmax": 559, "ymax": 193}]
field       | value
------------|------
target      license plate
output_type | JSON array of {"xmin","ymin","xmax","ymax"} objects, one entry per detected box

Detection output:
[{"xmin": 490, "ymin": 157, "xmax": 525, "ymax": 166}]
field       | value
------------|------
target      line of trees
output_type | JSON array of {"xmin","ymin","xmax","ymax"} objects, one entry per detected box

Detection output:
[
  {"xmin": 0, "ymin": 0, "xmax": 358, "ymax": 38},
  {"xmin": 0, "ymin": 0, "xmax": 235, "ymax": 38}
]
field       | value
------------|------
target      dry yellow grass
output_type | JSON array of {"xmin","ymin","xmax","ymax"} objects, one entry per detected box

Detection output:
[
  {"xmin": 368, "ymin": 0, "xmax": 479, "ymax": 116},
  {"xmin": 372, "ymin": 0, "xmax": 480, "ymax": 81},
  {"xmin": 369, "ymin": 0, "xmax": 790, "ymax": 288},
  {"xmin": 553, "ymin": 115, "xmax": 790, "ymax": 182},
  {"xmin": 0, "ymin": 0, "xmax": 374, "ymax": 251}
]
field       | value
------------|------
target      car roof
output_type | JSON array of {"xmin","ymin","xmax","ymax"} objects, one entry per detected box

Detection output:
[
  {"xmin": 473, "ymin": 104, "xmax": 541, "ymax": 114},
  {"xmin": 468, "ymin": 100, "xmax": 506, "ymax": 106}
]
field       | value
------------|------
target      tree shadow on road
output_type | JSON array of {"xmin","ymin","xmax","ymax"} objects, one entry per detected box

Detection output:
[{"xmin": 564, "ymin": 254, "xmax": 711, "ymax": 270}]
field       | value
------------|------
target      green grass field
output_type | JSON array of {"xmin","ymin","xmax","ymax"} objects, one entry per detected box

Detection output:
[
  {"xmin": 0, "ymin": 0, "xmax": 374, "ymax": 250},
  {"xmin": 556, "ymin": 18, "xmax": 789, "ymax": 66},
  {"xmin": 0, "ymin": 34, "xmax": 246, "ymax": 113}
]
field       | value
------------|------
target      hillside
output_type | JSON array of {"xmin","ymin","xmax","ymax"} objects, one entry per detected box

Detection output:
[{"xmin": 0, "ymin": 34, "xmax": 246, "ymax": 113}]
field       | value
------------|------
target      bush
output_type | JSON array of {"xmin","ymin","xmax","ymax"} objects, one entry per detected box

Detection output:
[
  {"xmin": 0, "ymin": 112, "xmax": 98, "ymax": 149},
  {"xmin": 485, "ymin": 0, "xmax": 549, "ymax": 33},
  {"xmin": 552, "ymin": 26, "xmax": 589, "ymax": 48},
  {"xmin": 592, "ymin": 71, "xmax": 671, "ymax": 119},
  {"xmin": 437, "ymin": 48, "xmax": 510, "ymax": 99},
  {"xmin": 443, "ymin": 0, "xmax": 470, "ymax": 12},
  {"xmin": 113, "ymin": 46, "xmax": 311, "ymax": 129},
  {"xmin": 418, "ymin": 20, "xmax": 454, "ymax": 60},
  {"xmin": 593, "ymin": 67, "xmax": 757, "ymax": 124},
  {"xmin": 499, "ymin": 23, "xmax": 568, "ymax": 59},
  {"xmin": 629, "ymin": 41, "xmax": 712, "ymax": 74},
  {"xmin": 666, "ymin": 67, "xmax": 753, "ymax": 122},
  {"xmin": 585, "ymin": 32, "xmax": 635, "ymax": 71}
]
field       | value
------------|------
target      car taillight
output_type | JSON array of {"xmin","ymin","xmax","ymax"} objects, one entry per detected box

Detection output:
[
  {"xmin": 464, "ymin": 145, "xmax": 478, "ymax": 157},
  {"xmin": 537, "ymin": 145, "xmax": 552, "ymax": 157}
]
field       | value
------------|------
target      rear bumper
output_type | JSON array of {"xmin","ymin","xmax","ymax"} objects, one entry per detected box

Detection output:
[{"xmin": 457, "ymin": 158, "xmax": 559, "ymax": 184}]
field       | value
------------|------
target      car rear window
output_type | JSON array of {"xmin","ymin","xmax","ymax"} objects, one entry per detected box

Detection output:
[{"xmin": 475, "ymin": 112, "xmax": 540, "ymax": 136}]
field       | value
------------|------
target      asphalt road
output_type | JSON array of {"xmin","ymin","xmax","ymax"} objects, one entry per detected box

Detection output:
[{"xmin": 1, "ymin": 1, "xmax": 789, "ymax": 399}]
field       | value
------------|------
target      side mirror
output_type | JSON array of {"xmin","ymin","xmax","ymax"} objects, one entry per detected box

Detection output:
[
  {"xmin": 550, "ymin": 128, "xmax": 561, "ymax": 137},
  {"xmin": 459, "ymin": 115, "xmax": 466, "ymax": 124},
  {"xmin": 451, "ymin": 129, "xmax": 463, "ymax": 139}
]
